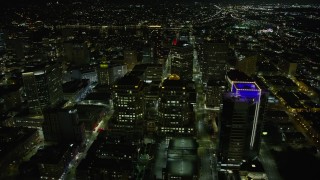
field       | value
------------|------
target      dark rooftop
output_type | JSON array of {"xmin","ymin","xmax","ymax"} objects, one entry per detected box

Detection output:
[
  {"xmin": 0, "ymin": 84, "xmax": 21, "ymax": 95},
  {"xmin": 162, "ymin": 78, "xmax": 187, "ymax": 88},
  {"xmin": 30, "ymin": 144, "xmax": 72, "ymax": 164},
  {"xmin": 227, "ymin": 69, "xmax": 252, "ymax": 82},
  {"xmin": 267, "ymin": 110, "xmax": 289, "ymax": 118},
  {"xmin": 114, "ymin": 74, "xmax": 142, "ymax": 86},
  {"xmin": 0, "ymin": 127, "xmax": 37, "ymax": 159},
  {"xmin": 77, "ymin": 158, "xmax": 133, "ymax": 171},
  {"xmin": 207, "ymin": 79, "xmax": 226, "ymax": 86},
  {"xmin": 62, "ymin": 79, "xmax": 89, "ymax": 93},
  {"xmin": 84, "ymin": 92, "xmax": 111, "ymax": 101},
  {"xmin": 240, "ymin": 159, "xmax": 265, "ymax": 172}
]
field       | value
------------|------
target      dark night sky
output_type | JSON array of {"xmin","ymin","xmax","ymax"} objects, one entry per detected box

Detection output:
[
  {"xmin": 1, "ymin": 0, "xmax": 319, "ymax": 11},
  {"xmin": 3, "ymin": 0, "xmax": 320, "ymax": 6}
]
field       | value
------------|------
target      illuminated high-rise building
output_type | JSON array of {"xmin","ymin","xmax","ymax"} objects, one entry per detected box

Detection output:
[
  {"xmin": 111, "ymin": 75, "xmax": 144, "ymax": 132},
  {"xmin": 97, "ymin": 62, "xmax": 110, "ymax": 85},
  {"xmin": 22, "ymin": 63, "xmax": 63, "ymax": 114},
  {"xmin": 167, "ymin": 46, "xmax": 193, "ymax": 81},
  {"xmin": 205, "ymin": 79, "xmax": 226, "ymax": 109},
  {"xmin": 158, "ymin": 74, "xmax": 195, "ymax": 136},
  {"xmin": 130, "ymin": 64, "xmax": 163, "ymax": 83},
  {"xmin": 218, "ymin": 81, "xmax": 266, "ymax": 169},
  {"xmin": 199, "ymin": 42, "xmax": 229, "ymax": 82},
  {"xmin": 143, "ymin": 64, "xmax": 163, "ymax": 83},
  {"xmin": 97, "ymin": 62, "xmax": 127, "ymax": 86}
]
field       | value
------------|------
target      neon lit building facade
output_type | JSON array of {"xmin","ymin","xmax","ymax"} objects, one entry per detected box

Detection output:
[{"xmin": 218, "ymin": 81, "xmax": 266, "ymax": 169}]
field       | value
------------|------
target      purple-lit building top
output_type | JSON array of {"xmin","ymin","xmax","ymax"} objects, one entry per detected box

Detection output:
[{"xmin": 231, "ymin": 81, "xmax": 261, "ymax": 100}]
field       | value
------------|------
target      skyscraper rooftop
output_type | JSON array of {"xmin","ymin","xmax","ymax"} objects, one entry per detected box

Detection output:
[{"xmin": 231, "ymin": 81, "xmax": 261, "ymax": 100}]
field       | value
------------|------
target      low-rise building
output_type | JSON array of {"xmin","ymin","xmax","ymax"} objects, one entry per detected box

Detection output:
[
  {"xmin": 163, "ymin": 138, "xmax": 199, "ymax": 179},
  {"xmin": 76, "ymin": 131, "xmax": 141, "ymax": 179},
  {"xmin": 62, "ymin": 79, "xmax": 90, "ymax": 102},
  {"xmin": 0, "ymin": 127, "xmax": 39, "ymax": 178},
  {"xmin": 20, "ymin": 144, "xmax": 77, "ymax": 180}
]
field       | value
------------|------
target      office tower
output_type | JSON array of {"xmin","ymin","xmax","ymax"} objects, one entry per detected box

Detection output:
[
  {"xmin": 142, "ymin": 46, "xmax": 153, "ymax": 64},
  {"xmin": 150, "ymin": 29, "xmax": 162, "ymax": 64},
  {"xmin": 286, "ymin": 62, "xmax": 298, "ymax": 76},
  {"xmin": 167, "ymin": 46, "xmax": 193, "ymax": 81},
  {"xmin": 218, "ymin": 81, "xmax": 265, "ymax": 169},
  {"xmin": 158, "ymin": 74, "xmax": 194, "ymax": 136},
  {"xmin": 97, "ymin": 62, "xmax": 127, "ymax": 86},
  {"xmin": 124, "ymin": 50, "xmax": 138, "ymax": 71},
  {"xmin": 127, "ymin": 64, "xmax": 163, "ymax": 133},
  {"xmin": 205, "ymin": 79, "xmax": 226, "ymax": 134},
  {"xmin": 235, "ymin": 51, "xmax": 258, "ymax": 77},
  {"xmin": 143, "ymin": 64, "xmax": 163, "ymax": 83},
  {"xmin": 279, "ymin": 60, "xmax": 298, "ymax": 76},
  {"xmin": 97, "ymin": 62, "xmax": 111, "ymax": 85},
  {"xmin": 199, "ymin": 42, "xmax": 229, "ymax": 82},
  {"xmin": 144, "ymin": 84, "xmax": 160, "ymax": 134},
  {"xmin": 130, "ymin": 64, "xmax": 163, "ymax": 83},
  {"xmin": 22, "ymin": 63, "xmax": 63, "ymax": 114},
  {"xmin": 42, "ymin": 103, "xmax": 85, "ymax": 144},
  {"xmin": 205, "ymin": 79, "xmax": 226, "ymax": 110},
  {"xmin": 111, "ymin": 75, "xmax": 144, "ymax": 132},
  {"xmin": 65, "ymin": 67, "xmax": 97, "ymax": 83},
  {"xmin": 0, "ymin": 30, "xmax": 5, "ymax": 54}
]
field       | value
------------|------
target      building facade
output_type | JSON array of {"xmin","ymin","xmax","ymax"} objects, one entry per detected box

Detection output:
[
  {"xmin": 22, "ymin": 63, "xmax": 63, "ymax": 114},
  {"xmin": 205, "ymin": 79, "xmax": 226, "ymax": 110},
  {"xmin": 199, "ymin": 42, "xmax": 229, "ymax": 82},
  {"xmin": 97, "ymin": 63, "xmax": 127, "ymax": 86},
  {"xmin": 167, "ymin": 46, "xmax": 193, "ymax": 81},
  {"xmin": 218, "ymin": 81, "xmax": 265, "ymax": 169},
  {"xmin": 112, "ymin": 75, "xmax": 144, "ymax": 132},
  {"xmin": 42, "ymin": 104, "xmax": 85, "ymax": 144},
  {"xmin": 235, "ymin": 52, "xmax": 258, "ymax": 77},
  {"xmin": 158, "ymin": 74, "xmax": 194, "ymax": 136}
]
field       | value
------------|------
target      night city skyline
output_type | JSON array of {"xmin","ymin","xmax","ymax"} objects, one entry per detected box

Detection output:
[{"xmin": 0, "ymin": 0, "xmax": 319, "ymax": 180}]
